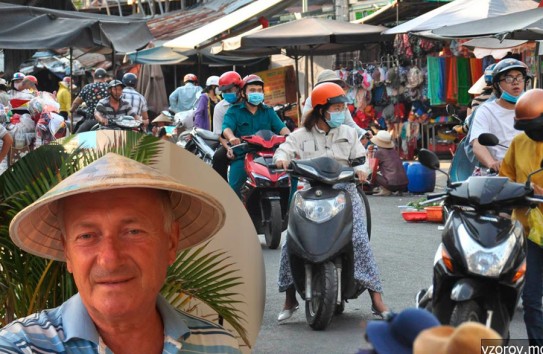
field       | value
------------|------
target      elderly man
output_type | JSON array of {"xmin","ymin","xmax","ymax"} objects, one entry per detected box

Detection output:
[{"xmin": 1, "ymin": 153, "xmax": 241, "ymax": 353}]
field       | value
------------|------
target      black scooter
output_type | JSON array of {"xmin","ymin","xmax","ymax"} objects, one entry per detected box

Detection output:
[
  {"xmin": 286, "ymin": 156, "xmax": 371, "ymax": 330},
  {"xmin": 415, "ymin": 145, "xmax": 543, "ymax": 338}
]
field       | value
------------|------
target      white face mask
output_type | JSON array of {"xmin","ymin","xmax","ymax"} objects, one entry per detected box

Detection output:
[{"xmin": 214, "ymin": 87, "xmax": 221, "ymax": 96}]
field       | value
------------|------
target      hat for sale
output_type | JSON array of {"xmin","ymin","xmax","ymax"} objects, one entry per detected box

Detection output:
[
  {"xmin": 414, "ymin": 322, "xmax": 502, "ymax": 354},
  {"xmin": 365, "ymin": 308, "xmax": 440, "ymax": 354},
  {"xmin": 9, "ymin": 153, "xmax": 226, "ymax": 261},
  {"xmin": 371, "ymin": 130, "xmax": 395, "ymax": 149},
  {"xmin": 316, "ymin": 69, "xmax": 343, "ymax": 85}
]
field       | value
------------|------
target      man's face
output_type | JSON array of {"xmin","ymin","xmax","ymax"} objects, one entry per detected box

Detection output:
[
  {"xmin": 498, "ymin": 69, "xmax": 525, "ymax": 97},
  {"xmin": 63, "ymin": 188, "xmax": 179, "ymax": 322},
  {"xmin": 110, "ymin": 85, "xmax": 124, "ymax": 101},
  {"xmin": 244, "ymin": 84, "xmax": 263, "ymax": 97}
]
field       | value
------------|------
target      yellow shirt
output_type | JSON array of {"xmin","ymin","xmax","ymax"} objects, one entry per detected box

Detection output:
[
  {"xmin": 57, "ymin": 85, "xmax": 71, "ymax": 113},
  {"xmin": 499, "ymin": 133, "xmax": 543, "ymax": 232}
]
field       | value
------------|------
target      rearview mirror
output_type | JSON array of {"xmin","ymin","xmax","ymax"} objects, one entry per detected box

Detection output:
[
  {"xmin": 478, "ymin": 133, "xmax": 499, "ymax": 147},
  {"xmin": 418, "ymin": 149, "xmax": 441, "ymax": 170}
]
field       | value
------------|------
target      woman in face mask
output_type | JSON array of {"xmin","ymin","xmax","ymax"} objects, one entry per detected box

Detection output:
[
  {"xmin": 500, "ymin": 88, "xmax": 543, "ymax": 347},
  {"xmin": 273, "ymin": 83, "xmax": 389, "ymax": 322},
  {"xmin": 469, "ymin": 58, "xmax": 530, "ymax": 173},
  {"xmin": 193, "ymin": 75, "xmax": 221, "ymax": 131}
]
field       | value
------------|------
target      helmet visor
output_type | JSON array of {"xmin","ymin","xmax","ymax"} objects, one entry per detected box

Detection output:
[
  {"xmin": 328, "ymin": 95, "xmax": 349, "ymax": 105},
  {"xmin": 514, "ymin": 115, "xmax": 543, "ymax": 131}
]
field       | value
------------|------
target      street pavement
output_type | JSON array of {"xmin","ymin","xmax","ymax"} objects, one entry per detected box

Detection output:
[{"xmin": 251, "ymin": 161, "xmax": 527, "ymax": 354}]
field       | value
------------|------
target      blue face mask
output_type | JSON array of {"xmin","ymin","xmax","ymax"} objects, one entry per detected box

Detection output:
[
  {"xmin": 501, "ymin": 90, "xmax": 523, "ymax": 104},
  {"xmin": 325, "ymin": 111, "xmax": 345, "ymax": 128},
  {"xmin": 247, "ymin": 92, "xmax": 264, "ymax": 106},
  {"xmin": 223, "ymin": 92, "xmax": 238, "ymax": 104}
]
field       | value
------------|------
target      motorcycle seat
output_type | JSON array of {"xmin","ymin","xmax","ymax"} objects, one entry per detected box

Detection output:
[{"xmin": 195, "ymin": 128, "xmax": 219, "ymax": 141}]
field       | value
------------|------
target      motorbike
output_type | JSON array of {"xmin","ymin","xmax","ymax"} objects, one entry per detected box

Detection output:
[
  {"xmin": 285, "ymin": 156, "xmax": 372, "ymax": 330},
  {"xmin": 233, "ymin": 130, "xmax": 290, "ymax": 249},
  {"xmin": 415, "ymin": 143, "xmax": 543, "ymax": 338},
  {"xmin": 273, "ymin": 102, "xmax": 298, "ymax": 132},
  {"xmin": 176, "ymin": 127, "xmax": 220, "ymax": 165},
  {"xmin": 91, "ymin": 115, "xmax": 144, "ymax": 132},
  {"xmin": 446, "ymin": 104, "xmax": 477, "ymax": 183}
]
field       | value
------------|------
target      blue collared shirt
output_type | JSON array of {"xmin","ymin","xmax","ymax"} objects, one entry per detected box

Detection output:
[
  {"xmin": 0, "ymin": 294, "xmax": 241, "ymax": 353},
  {"xmin": 169, "ymin": 83, "xmax": 202, "ymax": 113}
]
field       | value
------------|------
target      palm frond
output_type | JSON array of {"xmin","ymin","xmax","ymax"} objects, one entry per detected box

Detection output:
[{"xmin": 163, "ymin": 242, "xmax": 249, "ymax": 347}]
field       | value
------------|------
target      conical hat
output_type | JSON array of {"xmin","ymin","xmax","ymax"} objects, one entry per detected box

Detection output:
[{"xmin": 9, "ymin": 152, "xmax": 225, "ymax": 261}]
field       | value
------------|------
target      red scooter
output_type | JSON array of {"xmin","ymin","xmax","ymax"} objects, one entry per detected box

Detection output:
[{"xmin": 238, "ymin": 130, "xmax": 291, "ymax": 249}]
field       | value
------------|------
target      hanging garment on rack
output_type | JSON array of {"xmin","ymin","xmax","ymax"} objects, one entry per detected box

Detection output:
[
  {"xmin": 469, "ymin": 58, "xmax": 483, "ymax": 85},
  {"xmin": 457, "ymin": 57, "xmax": 471, "ymax": 106},
  {"xmin": 446, "ymin": 56, "xmax": 458, "ymax": 103},
  {"xmin": 427, "ymin": 56, "xmax": 446, "ymax": 106}
]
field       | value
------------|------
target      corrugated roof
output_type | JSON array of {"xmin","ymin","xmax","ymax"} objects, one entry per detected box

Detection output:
[{"xmin": 147, "ymin": 0, "xmax": 255, "ymax": 41}]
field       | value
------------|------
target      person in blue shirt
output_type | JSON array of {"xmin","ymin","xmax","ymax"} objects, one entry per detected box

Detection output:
[
  {"xmin": 222, "ymin": 74, "xmax": 290, "ymax": 197},
  {"xmin": 168, "ymin": 73, "xmax": 202, "ymax": 113}
]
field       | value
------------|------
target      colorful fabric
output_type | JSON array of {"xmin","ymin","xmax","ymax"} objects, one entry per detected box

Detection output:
[
  {"xmin": 446, "ymin": 57, "xmax": 458, "ymax": 103},
  {"xmin": 427, "ymin": 56, "xmax": 445, "ymax": 106},
  {"xmin": 469, "ymin": 58, "xmax": 483, "ymax": 85},
  {"xmin": 457, "ymin": 57, "xmax": 471, "ymax": 106},
  {"xmin": 0, "ymin": 293, "xmax": 241, "ymax": 353}
]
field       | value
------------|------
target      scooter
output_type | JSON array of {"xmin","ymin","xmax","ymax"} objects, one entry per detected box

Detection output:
[
  {"xmin": 286, "ymin": 156, "xmax": 371, "ymax": 330},
  {"xmin": 91, "ymin": 115, "xmax": 144, "ymax": 132},
  {"xmin": 415, "ymin": 143, "xmax": 543, "ymax": 338},
  {"xmin": 177, "ymin": 127, "xmax": 220, "ymax": 165},
  {"xmin": 234, "ymin": 130, "xmax": 290, "ymax": 249}
]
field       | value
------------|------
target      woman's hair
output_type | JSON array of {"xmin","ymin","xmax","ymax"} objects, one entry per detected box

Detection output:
[{"xmin": 303, "ymin": 104, "xmax": 327, "ymax": 130}]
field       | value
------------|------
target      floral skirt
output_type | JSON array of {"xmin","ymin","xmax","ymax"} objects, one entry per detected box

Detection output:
[{"xmin": 277, "ymin": 183, "xmax": 383, "ymax": 293}]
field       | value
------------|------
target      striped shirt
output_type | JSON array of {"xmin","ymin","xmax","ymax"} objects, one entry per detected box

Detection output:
[
  {"xmin": 94, "ymin": 97, "xmax": 137, "ymax": 127},
  {"xmin": 122, "ymin": 86, "xmax": 148, "ymax": 116},
  {"xmin": 0, "ymin": 294, "xmax": 241, "ymax": 353}
]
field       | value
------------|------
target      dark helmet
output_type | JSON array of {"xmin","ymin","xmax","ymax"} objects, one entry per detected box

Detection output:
[
  {"xmin": 218, "ymin": 71, "xmax": 242, "ymax": 92},
  {"xmin": 108, "ymin": 79, "xmax": 125, "ymax": 89},
  {"xmin": 94, "ymin": 68, "xmax": 107, "ymax": 79},
  {"xmin": 514, "ymin": 88, "xmax": 543, "ymax": 131},
  {"xmin": 241, "ymin": 74, "xmax": 264, "ymax": 90},
  {"xmin": 122, "ymin": 73, "xmax": 137, "ymax": 87},
  {"xmin": 311, "ymin": 82, "xmax": 348, "ymax": 108}
]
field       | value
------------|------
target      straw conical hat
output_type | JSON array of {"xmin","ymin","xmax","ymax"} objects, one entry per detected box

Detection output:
[{"xmin": 9, "ymin": 152, "xmax": 225, "ymax": 261}]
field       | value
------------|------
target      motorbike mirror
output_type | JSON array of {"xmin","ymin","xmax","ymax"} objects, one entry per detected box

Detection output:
[
  {"xmin": 525, "ymin": 158, "xmax": 543, "ymax": 189},
  {"xmin": 478, "ymin": 133, "xmax": 499, "ymax": 147},
  {"xmin": 445, "ymin": 104, "xmax": 456, "ymax": 116},
  {"xmin": 418, "ymin": 149, "xmax": 441, "ymax": 170}
]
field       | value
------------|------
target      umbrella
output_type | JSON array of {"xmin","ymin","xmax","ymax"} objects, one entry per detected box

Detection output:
[
  {"xmin": 233, "ymin": 18, "xmax": 391, "ymax": 102},
  {"xmin": 383, "ymin": 0, "xmax": 538, "ymax": 35},
  {"xmin": 432, "ymin": 7, "xmax": 543, "ymax": 40}
]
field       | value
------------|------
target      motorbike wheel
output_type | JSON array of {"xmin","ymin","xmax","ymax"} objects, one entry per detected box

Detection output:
[
  {"xmin": 264, "ymin": 199, "xmax": 282, "ymax": 249},
  {"xmin": 450, "ymin": 300, "xmax": 484, "ymax": 326},
  {"xmin": 357, "ymin": 187, "xmax": 372, "ymax": 240},
  {"xmin": 306, "ymin": 261, "xmax": 337, "ymax": 330}
]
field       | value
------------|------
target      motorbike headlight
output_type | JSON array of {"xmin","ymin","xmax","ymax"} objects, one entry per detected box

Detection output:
[
  {"xmin": 251, "ymin": 172, "xmax": 272, "ymax": 188},
  {"xmin": 277, "ymin": 174, "xmax": 290, "ymax": 187},
  {"xmin": 459, "ymin": 223, "xmax": 516, "ymax": 277},
  {"xmin": 294, "ymin": 191, "xmax": 346, "ymax": 223}
]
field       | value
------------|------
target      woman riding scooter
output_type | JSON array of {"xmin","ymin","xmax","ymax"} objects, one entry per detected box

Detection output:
[{"xmin": 273, "ymin": 82, "xmax": 389, "ymax": 321}]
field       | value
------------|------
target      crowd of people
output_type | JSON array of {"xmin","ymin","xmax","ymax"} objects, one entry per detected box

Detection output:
[{"xmin": 0, "ymin": 54, "xmax": 542, "ymax": 352}]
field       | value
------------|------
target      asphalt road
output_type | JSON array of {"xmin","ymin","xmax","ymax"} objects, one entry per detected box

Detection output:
[{"xmin": 251, "ymin": 166, "xmax": 528, "ymax": 354}]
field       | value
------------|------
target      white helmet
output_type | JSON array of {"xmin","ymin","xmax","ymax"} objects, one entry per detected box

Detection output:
[{"xmin": 206, "ymin": 76, "xmax": 220, "ymax": 87}]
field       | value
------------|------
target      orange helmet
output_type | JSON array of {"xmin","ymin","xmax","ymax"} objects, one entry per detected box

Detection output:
[
  {"xmin": 183, "ymin": 73, "xmax": 198, "ymax": 83},
  {"xmin": 514, "ymin": 88, "xmax": 543, "ymax": 131},
  {"xmin": 311, "ymin": 82, "xmax": 348, "ymax": 108}
]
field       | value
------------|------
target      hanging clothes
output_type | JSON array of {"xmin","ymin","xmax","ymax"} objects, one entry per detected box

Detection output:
[
  {"xmin": 427, "ymin": 56, "xmax": 445, "ymax": 106},
  {"xmin": 446, "ymin": 57, "xmax": 458, "ymax": 103},
  {"xmin": 457, "ymin": 57, "xmax": 471, "ymax": 106},
  {"xmin": 469, "ymin": 58, "xmax": 483, "ymax": 85}
]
